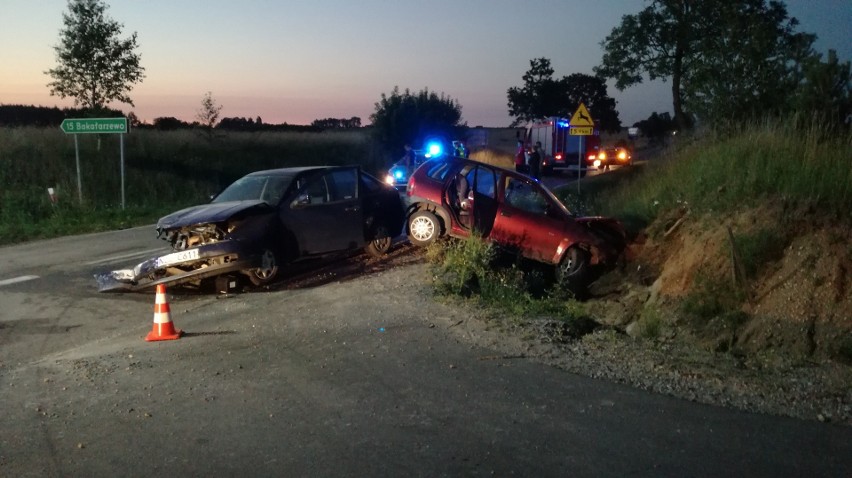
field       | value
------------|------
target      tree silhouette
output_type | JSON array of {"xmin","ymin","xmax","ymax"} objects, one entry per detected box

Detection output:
[
  {"xmin": 370, "ymin": 87, "xmax": 464, "ymax": 153},
  {"xmin": 45, "ymin": 0, "xmax": 145, "ymax": 113},
  {"xmin": 507, "ymin": 59, "xmax": 622, "ymax": 132},
  {"xmin": 596, "ymin": 0, "xmax": 815, "ymax": 128}
]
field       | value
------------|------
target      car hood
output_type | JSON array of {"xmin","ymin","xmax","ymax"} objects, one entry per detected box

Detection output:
[
  {"xmin": 157, "ymin": 200, "xmax": 270, "ymax": 229},
  {"xmin": 574, "ymin": 216, "xmax": 628, "ymax": 247}
]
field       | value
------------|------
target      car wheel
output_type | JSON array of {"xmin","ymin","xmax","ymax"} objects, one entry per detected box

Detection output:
[
  {"xmin": 556, "ymin": 247, "xmax": 589, "ymax": 297},
  {"xmin": 408, "ymin": 210, "xmax": 441, "ymax": 247},
  {"xmin": 245, "ymin": 247, "xmax": 279, "ymax": 286},
  {"xmin": 365, "ymin": 225, "xmax": 392, "ymax": 257}
]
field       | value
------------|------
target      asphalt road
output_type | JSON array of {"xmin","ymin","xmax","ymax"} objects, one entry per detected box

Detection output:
[{"xmin": 1, "ymin": 201, "xmax": 850, "ymax": 476}]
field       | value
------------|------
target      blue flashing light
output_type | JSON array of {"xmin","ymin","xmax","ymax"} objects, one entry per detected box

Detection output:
[
  {"xmin": 393, "ymin": 169, "xmax": 405, "ymax": 180},
  {"xmin": 556, "ymin": 120, "xmax": 570, "ymax": 128},
  {"xmin": 426, "ymin": 142, "xmax": 442, "ymax": 157}
]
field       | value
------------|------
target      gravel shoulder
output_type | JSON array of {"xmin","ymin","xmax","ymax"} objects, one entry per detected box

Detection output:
[{"xmin": 383, "ymin": 254, "xmax": 852, "ymax": 427}]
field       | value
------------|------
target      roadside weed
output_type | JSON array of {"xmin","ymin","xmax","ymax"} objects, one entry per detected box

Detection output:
[
  {"xmin": 730, "ymin": 227, "xmax": 787, "ymax": 279},
  {"xmin": 429, "ymin": 235, "xmax": 590, "ymax": 322},
  {"xmin": 680, "ymin": 272, "xmax": 743, "ymax": 321},
  {"xmin": 429, "ymin": 233, "xmax": 494, "ymax": 296},
  {"xmin": 638, "ymin": 306, "xmax": 663, "ymax": 339}
]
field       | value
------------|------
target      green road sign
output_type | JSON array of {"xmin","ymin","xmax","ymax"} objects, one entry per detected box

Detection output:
[{"xmin": 61, "ymin": 117, "xmax": 128, "ymax": 134}]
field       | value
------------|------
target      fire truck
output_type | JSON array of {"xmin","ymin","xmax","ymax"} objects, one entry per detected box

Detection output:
[{"xmin": 524, "ymin": 117, "xmax": 601, "ymax": 176}]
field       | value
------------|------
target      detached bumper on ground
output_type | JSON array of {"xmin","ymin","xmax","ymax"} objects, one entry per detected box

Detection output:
[{"xmin": 94, "ymin": 240, "xmax": 258, "ymax": 292}]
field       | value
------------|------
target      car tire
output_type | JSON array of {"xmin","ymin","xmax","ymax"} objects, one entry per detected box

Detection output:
[
  {"xmin": 408, "ymin": 210, "xmax": 441, "ymax": 247},
  {"xmin": 556, "ymin": 247, "xmax": 589, "ymax": 297},
  {"xmin": 365, "ymin": 225, "xmax": 392, "ymax": 257},
  {"xmin": 245, "ymin": 247, "xmax": 280, "ymax": 286}
]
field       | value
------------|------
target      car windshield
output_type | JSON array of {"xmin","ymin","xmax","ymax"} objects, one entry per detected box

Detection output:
[
  {"xmin": 212, "ymin": 174, "xmax": 293, "ymax": 205},
  {"xmin": 536, "ymin": 181, "xmax": 574, "ymax": 217}
]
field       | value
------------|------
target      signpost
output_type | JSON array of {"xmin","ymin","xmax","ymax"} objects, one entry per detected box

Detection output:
[
  {"xmin": 568, "ymin": 103, "xmax": 595, "ymax": 194},
  {"xmin": 60, "ymin": 118, "xmax": 129, "ymax": 208}
]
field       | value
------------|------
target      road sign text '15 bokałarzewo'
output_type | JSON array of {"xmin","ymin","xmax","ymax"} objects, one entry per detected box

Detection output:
[{"xmin": 61, "ymin": 118, "xmax": 128, "ymax": 134}]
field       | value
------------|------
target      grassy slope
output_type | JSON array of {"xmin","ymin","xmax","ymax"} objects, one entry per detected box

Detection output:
[{"xmin": 578, "ymin": 121, "xmax": 851, "ymax": 230}]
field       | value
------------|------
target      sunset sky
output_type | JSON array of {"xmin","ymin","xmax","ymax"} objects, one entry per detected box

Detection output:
[{"xmin": 1, "ymin": 0, "xmax": 849, "ymax": 127}]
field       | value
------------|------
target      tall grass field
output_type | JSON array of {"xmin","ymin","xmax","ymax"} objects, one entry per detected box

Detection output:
[{"xmin": 0, "ymin": 127, "xmax": 387, "ymax": 245}]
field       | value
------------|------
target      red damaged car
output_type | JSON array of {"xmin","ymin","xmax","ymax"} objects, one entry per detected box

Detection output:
[{"xmin": 405, "ymin": 157, "xmax": 626, "ymax": 292}]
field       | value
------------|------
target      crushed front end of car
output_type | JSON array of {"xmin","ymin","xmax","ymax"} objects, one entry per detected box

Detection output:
[
  {"xmin": 95, "ymin": 202, "xmax": 273, "ymax": 292},
  {"xmin": 573, "ymin": 216, "xmax": 628, "ymax": 265}
]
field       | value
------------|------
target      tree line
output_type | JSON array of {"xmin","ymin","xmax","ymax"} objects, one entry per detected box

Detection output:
[
  {"xmin": 0, "ymin": 104, "xmax": 362, "ymax": 133},
  {"xmin": 0, "ymin": 104, "xmax": 125, "ymax": 127}
]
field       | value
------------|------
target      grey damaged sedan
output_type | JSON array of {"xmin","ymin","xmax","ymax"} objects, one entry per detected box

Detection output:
[{"xmin": 96, "ymin": 166, "xmax": 405, "ymax": 292}]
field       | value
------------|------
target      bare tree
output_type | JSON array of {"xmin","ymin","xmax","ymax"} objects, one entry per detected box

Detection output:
[{"xmin": 196, "ymin": 91, "xmax": 223, "ymax": 131}]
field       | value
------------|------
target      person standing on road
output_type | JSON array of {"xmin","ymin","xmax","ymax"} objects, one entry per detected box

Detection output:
[
  {"xmin": 528, "ymin": 142, "xmax": 542, "ymax": 180},
  {"xmin": 514, "ymin": 140, "xmax": 527, "ymax": 173},
  {"xmin": 452, "ymin": 140, "xmax": 469, "ymax": 158},
  {"xmin": 400, "ymin": 143, "xmax": 415, "ymax": 169}
]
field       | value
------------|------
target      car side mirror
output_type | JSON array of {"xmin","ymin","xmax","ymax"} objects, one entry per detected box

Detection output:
[{"xmin": 291, "ymin": 193, "xmax": 310, "ymax": 208}]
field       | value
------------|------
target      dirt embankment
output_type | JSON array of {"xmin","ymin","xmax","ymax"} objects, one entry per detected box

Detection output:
[
  {"xmin": 513, "ymin": 202, "xmax": 852, "ymax": 424},
  {"xmin": 622, "ymin": 204, "xmax": 851, "ymax": 361}
]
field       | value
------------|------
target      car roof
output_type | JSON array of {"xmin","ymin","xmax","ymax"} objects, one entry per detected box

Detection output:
[
  {"xmin": 445, "ymin": 156, "xmax": 518, "ymax": 175},
  {"xmin": 245, "ymin": 166, "xmax": 333, "ymax": 177}
]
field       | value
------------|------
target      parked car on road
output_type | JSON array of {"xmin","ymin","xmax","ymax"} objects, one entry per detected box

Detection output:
[
  {"xmin": 96, "ymin": 166, "xmax": 404, "ymax": 292},
  {"xmin": 594, "ymin": 146, "xmax": 633, "ymax": 170},
  {"xmin": 385, "ymin": 149, "xmax": 429, "ymax": 190},
  {"xmin": 384, "ymin": 139, "xmax": 452, "ymax": 190},
  {"xmin": 405, "ymin": 157, "xmax": 627, "ymax": 293}
]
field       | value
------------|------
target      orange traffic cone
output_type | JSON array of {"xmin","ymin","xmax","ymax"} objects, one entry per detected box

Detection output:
[{"xmin": 145, "ymin": 284, "xmax": 182, "ymax": 341}]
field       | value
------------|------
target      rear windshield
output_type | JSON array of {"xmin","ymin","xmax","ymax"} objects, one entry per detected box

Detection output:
[{"xmin": 426, "ymin": 161, "xmax": 452, "ymax": 181}]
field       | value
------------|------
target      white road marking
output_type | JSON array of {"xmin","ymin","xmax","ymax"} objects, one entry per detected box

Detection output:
[
  {"xmin": 0, "ymin": 275, "xmax": 39, "ymax": 286},
  {"xmin": 83, "ymin": 248, "xmax": 165, "ymax": 266}
]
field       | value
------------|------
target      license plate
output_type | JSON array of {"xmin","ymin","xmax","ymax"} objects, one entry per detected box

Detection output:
[{"xmin": 155, "ymin": 248, "xmax": 200, "ymax": 268}]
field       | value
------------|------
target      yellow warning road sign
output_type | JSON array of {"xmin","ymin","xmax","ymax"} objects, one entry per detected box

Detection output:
[{"xmin": 569, "ymin": 103, "xmax": 594, "ymax": 127}]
